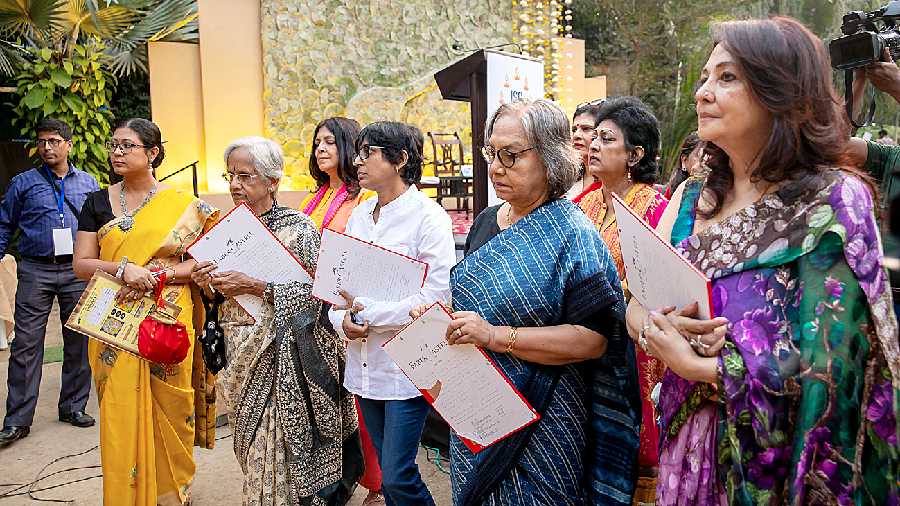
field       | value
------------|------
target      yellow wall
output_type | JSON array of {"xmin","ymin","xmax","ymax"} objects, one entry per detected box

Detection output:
[
  {"xmin": 148, "ymin": 42, "xmax": 206, "ymax": 192},
  {"xmin": 197, "ymin": 0, "xmax": 265, "ymax": 193},
  {"xmin": 149, "ymin": 1, "xmax": 265, "ymax": 194},
  {"xmin": 557, "ymin": 38, "xmax": 607, "ymax": 119}
]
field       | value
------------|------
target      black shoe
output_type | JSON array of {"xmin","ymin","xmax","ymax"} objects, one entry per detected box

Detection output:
[
  {"xmin": 59, "ymin": 411, "xmax": 95, "ymax": 428},
  {"xmin": 0, "ymin": 426, "xmax": 29, "ymax": 446}
]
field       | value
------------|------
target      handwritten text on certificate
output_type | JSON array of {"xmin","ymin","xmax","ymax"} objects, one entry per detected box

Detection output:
[
  {"xmin": 612, "ymin": 194, "xmax": 713, "ymax": 319},
  {"xmin": 312, "ymin": 229, "xmax": 427, "ymax": 306},
  {"xmin": 383, "ymin": 303, "xmax": 539, "ymax": 452},
  {"xmin": 187, "ymin": 203, "xmax": 312, "ymax": 321}
]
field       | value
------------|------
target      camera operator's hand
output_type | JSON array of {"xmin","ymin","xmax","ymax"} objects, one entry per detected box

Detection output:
[{"xmin": 866, "ymin": 49, "xmax": 900, "ymax": 103}]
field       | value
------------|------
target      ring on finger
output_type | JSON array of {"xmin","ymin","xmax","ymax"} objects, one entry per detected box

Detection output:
[
  {"xmin": 692, "ymin": 334, "xmax": 710, "ymax": 349},
  {"xmin": 455, "ymin": 328, "xmax": 463, "ymax": 338}
]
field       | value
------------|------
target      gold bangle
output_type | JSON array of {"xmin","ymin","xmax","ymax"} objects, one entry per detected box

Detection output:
[{"xmin": 506, "ymin": 326, "xmax": 519, "ymax": 354}]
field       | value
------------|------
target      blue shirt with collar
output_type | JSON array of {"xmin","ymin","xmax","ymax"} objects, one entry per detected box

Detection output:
[{"xmin": 0, "ymin": 163, "xmax": 100, "ymax": 258}]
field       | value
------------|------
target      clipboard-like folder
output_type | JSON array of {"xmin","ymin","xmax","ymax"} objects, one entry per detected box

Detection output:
[
  {"xmin": 382, "ymin": 302, "xmax": 539, "ymax": 453},
  {"xmin": 612, "ymin": 193, "xmax": 714, "ymax": 318},
  {"xmin": 66, "ymin": 270, "xmax": 182, "ymax": 357}
]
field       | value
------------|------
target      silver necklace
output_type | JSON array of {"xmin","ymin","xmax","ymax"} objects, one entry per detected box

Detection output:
[{"xmin": 119, "ymin": 182, "xmax": 158, "ymax": 231}]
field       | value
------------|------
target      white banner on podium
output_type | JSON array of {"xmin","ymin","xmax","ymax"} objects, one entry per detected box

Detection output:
[{"xmin": 485, "ymin": 52, "xmax": 545, "ymax": 206}]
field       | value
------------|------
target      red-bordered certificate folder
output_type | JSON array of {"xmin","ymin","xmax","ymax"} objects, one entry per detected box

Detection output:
[
  {"xmin": 186, "ymin": 202, "xmax": 313, "ymax": 323},
  {"xmin": 611, "ymin": 193, "xmax": 715, "ymax": 318},
  {"xmin": 312, "ymin": 228, "xmax": 428, "ymax": 307},
  {"xmin": 382, "ymin": 302, "xmax": 540, "ymax": 453}
]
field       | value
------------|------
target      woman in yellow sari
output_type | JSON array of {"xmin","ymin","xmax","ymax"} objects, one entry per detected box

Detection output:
[
  {"xmin": 73, "ymin": 118, "xmax": 218, "ymax": 505},
  {"xmin": 300, "ymin": 117, "xmax": 374, "ymax": 233}
]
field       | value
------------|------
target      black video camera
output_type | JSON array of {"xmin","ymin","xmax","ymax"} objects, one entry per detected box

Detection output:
[
  {"xmin": 831, "ymin": 2, "xmax": 900, "ymax": 70},
  {"xmin": 830, "ymin": 1, "xmax": 900, "ymax": 127}
]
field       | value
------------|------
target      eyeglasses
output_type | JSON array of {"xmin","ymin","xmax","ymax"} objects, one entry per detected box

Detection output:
[
  {"xmin": 575, "ymin": 98, "xmax": 606, "ymax": 110},
  {"xmin": 481, "ymin": 145, "xmax": 535, "ymax": 168},
  {"xmin": 222, "ymin": 171, "xmax": 261, "ymax": 185},
  {"xmin": 355, "ymin": 145, "xmax": 386, "ymax": 161},
  {"xmin": 36, "ymin": 138, "xmax": 65, "ymax": 148},
  {"xmin": 105, "ymin": 141, "xmax": 149, "ymax": 154}
]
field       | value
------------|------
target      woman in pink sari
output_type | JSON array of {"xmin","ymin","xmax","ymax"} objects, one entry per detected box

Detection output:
[{"xmin": 299, "ymin": 117, "xmax": 382, "ymax": 504}]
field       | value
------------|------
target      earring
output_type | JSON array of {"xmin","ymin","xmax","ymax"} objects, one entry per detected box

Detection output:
[{"xmin": 626, "ymin": 168, "xmax": 632, "ymax": 182}]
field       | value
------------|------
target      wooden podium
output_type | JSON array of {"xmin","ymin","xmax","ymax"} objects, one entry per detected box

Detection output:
[{"xmin": 434, "ymin": 50, "xmax": 545, "ymax": 216}]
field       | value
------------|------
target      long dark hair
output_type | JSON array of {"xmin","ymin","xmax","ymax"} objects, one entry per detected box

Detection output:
[
  {"xmin": 667, "ymin": 132, "xmax": 702, "ymax": 193},
  {"xmin": 308, "ymin": 117, "xmax": 361, "ymax": 195},
  {"xmin": 700, "ymin": 17, "xmax": 856, "ymax": 218}
]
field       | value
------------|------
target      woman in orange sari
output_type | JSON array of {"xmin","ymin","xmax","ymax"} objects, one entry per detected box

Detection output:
[
  {"xmin": 300, "ymin": 117, "xmax": 374, "ymax": 233},
  {"xmin": 73, "ymin": 118, "xmax": 218, "ymax": 505},
  {"xmin": 578, "ymin": 97, "xmax": 667, "ymax": 506}
]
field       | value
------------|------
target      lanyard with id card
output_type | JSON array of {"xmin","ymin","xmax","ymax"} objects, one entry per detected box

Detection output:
[{"xmin": 46, "ymin": 168, "xmax": 73, "ymax": 256}]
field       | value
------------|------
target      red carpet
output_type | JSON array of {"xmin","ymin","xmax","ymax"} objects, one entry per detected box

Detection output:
[{"xmin": 448, "ymin": 210, "xmax": 473, "ymax": 234}]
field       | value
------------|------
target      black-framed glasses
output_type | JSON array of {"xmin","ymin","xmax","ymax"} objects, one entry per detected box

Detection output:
[
  {"xmin": 481, "ymin": 145, "xmax": 535, "ymax": 168},
  {"xmin": 356, "ymin": 145, "xmax": 386, "ymax": 161},
  {"xmin": 36, "ymin": 138, "xmax": 66, "ymax": 148},
  {"xmin": 105, "ymin": 141, "xmax": 148, "ymax": 154},
  {"xmin": 222, "ymin": 171, "xmax": 261, "ymax": 185}
]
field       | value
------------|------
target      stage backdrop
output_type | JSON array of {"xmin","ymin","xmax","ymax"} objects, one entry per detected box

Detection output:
[{"xmin": 260, "ymin": 0, "xmax": 514, "ymax": 189}]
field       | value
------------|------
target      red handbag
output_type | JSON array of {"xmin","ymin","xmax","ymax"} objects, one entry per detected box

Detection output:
[{"xmin": 137, "ymin": 271, "xmax": 190, "ymax": 364}]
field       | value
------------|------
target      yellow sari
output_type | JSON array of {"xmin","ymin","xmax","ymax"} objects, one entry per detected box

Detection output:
[{"xmin": 89, "ymin": 188, "xmax": 218, "ymax": 506}]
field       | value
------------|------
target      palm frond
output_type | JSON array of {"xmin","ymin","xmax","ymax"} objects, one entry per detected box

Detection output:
[
  {"xmin": 0, "ymin": 38, "xmax": 27, "ymax": 76},
  {"xmin": 0, "ymin": 0, "xmax": 67, "ymax": 44},
  {"xmin": 157, "ymin": 15, "xmax": 196, "ymax": 42},
  {"xmin": 104, "ymin": 0, "xmax": 195, "ymax": 75},
  {"xmin": 152, "ymin": 11, "xmax": 196, "ymax": 41},
  {"xmin": 106, "ymin": 39, "xmax": 147, "ymax": 76},
  {"xmin": 75, "ymin": 5, "xmax": 136, "ymax": 38},
  {"xmin": 119, "ymin": 0, "xmax": 194, "ymax": 41}
]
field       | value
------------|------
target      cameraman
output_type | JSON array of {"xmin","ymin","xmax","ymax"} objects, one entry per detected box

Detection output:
[{"xmin": 846, "ymin": 49, "xmax": 900, "ymax": 318}]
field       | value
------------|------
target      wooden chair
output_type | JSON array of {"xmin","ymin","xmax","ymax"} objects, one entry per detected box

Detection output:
[{"xmin": 428, "ymin": 132, "xmax": 473, "ymax": 214}]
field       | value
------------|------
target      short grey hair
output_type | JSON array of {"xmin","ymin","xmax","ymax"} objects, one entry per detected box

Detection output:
[
  {"xmin": 223, "ymin": 136, "xmax": 284, "ymax": 181},
  {"xmin": 484, "ymin": 99, "xmax": 580, "ymax": 199}
]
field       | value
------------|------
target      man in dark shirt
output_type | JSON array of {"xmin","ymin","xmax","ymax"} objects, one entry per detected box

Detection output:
[
  {"xmin": 0, "ymin": 118, "xmax": 99, "ymax": 447},
  {"xmin": 847, "ymin": 54, "xmax": 900, "ymax": 322}
]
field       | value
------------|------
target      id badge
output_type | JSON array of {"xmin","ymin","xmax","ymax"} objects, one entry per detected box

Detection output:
[{"xmin": 52, "ymin": 228, "xmax": 74, "ymax": 255}]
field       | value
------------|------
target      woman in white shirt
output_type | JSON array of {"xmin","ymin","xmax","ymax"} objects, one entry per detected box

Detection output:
[{"xmin": 329, "ymin": 121, "xmax": 455, "ymax": 506}]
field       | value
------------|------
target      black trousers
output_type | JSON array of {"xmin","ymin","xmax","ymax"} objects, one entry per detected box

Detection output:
[{"xmin": 3, "ymin": 259, "xmax": 91, "ymax": 427}]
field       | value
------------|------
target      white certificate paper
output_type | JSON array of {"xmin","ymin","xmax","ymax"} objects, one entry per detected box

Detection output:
[
  {"xmin": 612, "ymin": 194, "xmax": 714, "ymax": 319},
  {"xmin": 383, "ymin": 303, "xmax": 539, "ymax": 453},
  {"xmin": 312, "ymin": 229, "xmax": 427, "ymax": 306},
  {"xmin": 187, "ymin": 203, "xmax": 312, "ymax": 321}
]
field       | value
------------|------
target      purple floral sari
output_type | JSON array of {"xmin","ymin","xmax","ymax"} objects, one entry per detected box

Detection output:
[{"xmin": 657, "ymin": 171, "xmax": 899, "ymax": 505}]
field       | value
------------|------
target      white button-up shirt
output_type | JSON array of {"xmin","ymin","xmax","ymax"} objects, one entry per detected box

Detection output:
[{"xmin": 329, "ymin": 185, "xmax": 456, "ymax": 400}]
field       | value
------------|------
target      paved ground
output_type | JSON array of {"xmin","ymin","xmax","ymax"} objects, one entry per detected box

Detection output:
[{"xmin": 0, "ymin": 302, "xmax": 452, "ymax": 505}]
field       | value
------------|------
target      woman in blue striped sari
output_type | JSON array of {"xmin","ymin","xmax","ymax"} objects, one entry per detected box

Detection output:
[{"xmin": 426, "ymin": 99, "xmax": 641, "ymax": 505}]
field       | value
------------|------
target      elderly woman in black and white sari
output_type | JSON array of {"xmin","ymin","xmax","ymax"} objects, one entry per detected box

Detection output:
[{"xmin": 190, "ymin": 136, "xmax": 362, "ymax": 506}]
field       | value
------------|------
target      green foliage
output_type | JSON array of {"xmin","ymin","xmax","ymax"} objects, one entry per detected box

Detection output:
[
  {"xmin": 0, "ymin": 0, "xmax": 198, "ymax": 77},
  {"xmin": 572, "ymin": 0, "xmax": 900, "ymax": 175},
  {"xmin": 10, "ymin": 40, "xmax": 116, "ymax": 184},
  {"xmin": 109, "ymin": 70, "xmax": 149, "ymax": 120}
]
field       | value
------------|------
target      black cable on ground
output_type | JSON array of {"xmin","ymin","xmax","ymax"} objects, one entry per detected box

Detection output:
[{"xmin": 0, "ymin": 445, "xmax": 101, "ymax": 503}]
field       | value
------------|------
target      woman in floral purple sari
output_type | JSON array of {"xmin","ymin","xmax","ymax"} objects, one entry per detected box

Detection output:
[{"xmin": 626, "ymin": 17, "xmax": 900, "ymax": 505}]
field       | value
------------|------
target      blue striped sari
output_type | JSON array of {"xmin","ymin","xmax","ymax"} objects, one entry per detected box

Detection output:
[{"xmin": 450, "ymin": 199, "xmax": 641, "ymax": 506}]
